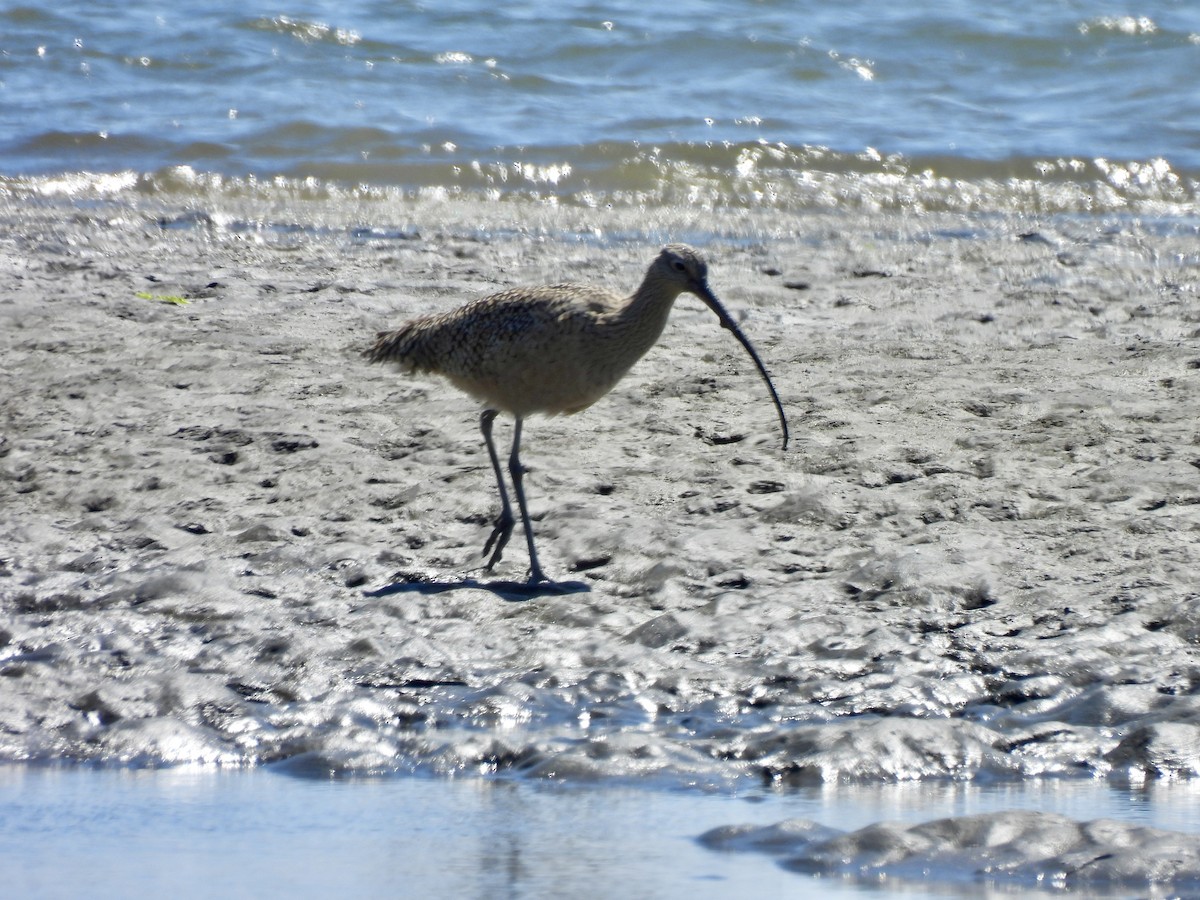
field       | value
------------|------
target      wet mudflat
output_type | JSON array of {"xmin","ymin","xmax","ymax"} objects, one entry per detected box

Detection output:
[{"xmin": 2, "ymin": 194, "xmax": 1199, "ymax": 894}]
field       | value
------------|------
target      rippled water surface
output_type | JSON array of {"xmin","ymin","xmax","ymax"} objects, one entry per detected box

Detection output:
[{"xmin": 2, "ymin": 1, "xmax": 1198, "ymax": 210}]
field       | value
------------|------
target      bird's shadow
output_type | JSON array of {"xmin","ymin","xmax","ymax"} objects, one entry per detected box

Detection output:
[{"xmin": 364, "ymin": 569, "xmax": 590, "ymax": 602}]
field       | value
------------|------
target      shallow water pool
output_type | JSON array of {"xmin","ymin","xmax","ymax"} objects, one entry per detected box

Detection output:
[{"xmin": 3, "ymin": 766, "xmax": 1198, "ymax": 898}]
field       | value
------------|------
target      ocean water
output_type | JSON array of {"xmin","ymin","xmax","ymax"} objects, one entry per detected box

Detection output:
[{"xmin": 2, "ymin": 1, "xmax": 1198, "ymax": 213}]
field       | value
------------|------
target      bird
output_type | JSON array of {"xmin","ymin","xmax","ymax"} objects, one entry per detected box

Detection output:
[{"xmin": 365, "ymin": 243, "xmax": 788, "ymax": 586}]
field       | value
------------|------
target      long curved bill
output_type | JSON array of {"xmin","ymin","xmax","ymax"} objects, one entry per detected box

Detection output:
[{"xmin": 697, "ymin": 283, "xmax": 790, "ymax": 450}]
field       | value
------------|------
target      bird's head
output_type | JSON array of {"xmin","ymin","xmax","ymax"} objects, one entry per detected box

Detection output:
[{"xmin": 656, "ymin": 243, "xmax": 710, "ymax": 295}]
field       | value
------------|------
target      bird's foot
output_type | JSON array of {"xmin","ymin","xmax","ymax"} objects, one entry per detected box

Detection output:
[
  {"xmin": 519, "ymin": 571, "xmax": 589, "ymax": 596},
  {"xmin": 481, "ymin": 510, "xmax": 515, "ymax": 570}
]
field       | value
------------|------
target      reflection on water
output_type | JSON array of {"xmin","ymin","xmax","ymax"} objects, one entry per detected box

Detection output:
[{"xmin": 5, "ymin": 146, "xmax": 1197, "ymax": 220}]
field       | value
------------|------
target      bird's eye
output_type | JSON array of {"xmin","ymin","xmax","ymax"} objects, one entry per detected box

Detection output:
[{"xmin": 671, "ymin": 260, "xmax": 686, "ymax": 272}]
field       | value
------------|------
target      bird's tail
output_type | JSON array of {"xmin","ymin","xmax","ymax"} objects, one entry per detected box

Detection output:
[{"xmin": 364, "ymin": 322, "xmax": 432, "ymax": 373}]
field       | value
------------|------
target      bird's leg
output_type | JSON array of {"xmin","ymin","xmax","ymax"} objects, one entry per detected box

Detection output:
[
  {"xmin": 479, "ymin": 409, "xmax": 515, "ymax": 570},
  {"xmin": 507, "ymin": 417, "xmax": 549, "ymax": 585}
]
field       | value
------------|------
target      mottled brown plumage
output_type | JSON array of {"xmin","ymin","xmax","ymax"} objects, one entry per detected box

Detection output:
[{"xmin": 365, "ymin": 244, "xmax": 787, "ymax": 586}]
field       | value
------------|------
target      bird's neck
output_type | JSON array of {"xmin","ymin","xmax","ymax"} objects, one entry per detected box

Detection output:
[{"xmin": 611, "ymin": 274, "xmax": 685, "ymax": 357}]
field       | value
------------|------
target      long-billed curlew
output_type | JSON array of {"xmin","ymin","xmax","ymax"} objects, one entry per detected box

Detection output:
[{"xmin": 365, "ymin": 243, "xmax": 788, "ymax": 586}]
